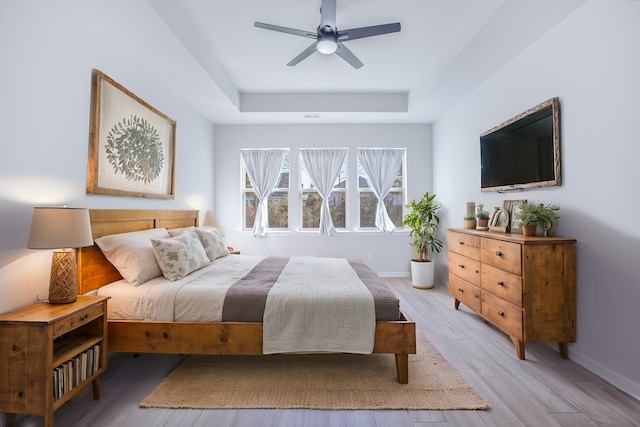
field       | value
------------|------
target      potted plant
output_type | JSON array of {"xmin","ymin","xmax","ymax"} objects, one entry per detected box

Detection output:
[
  {"xmin": 403, "ymin": 192, "xmax": 443, "ymax": 289},
  {"xmin": 537, "ymin": 203, "xmax": 560, "ymax": 236},
  {"xmin": 515, "ymin": 202, "xmax": 560, "ymax": 236},
  {"xmin": 463, "ymin": 216, "xmax": 476, "ymax": 229},
  {"xmin": 476, "ymin": 210, "xmax": 490, "ymax": 229}
]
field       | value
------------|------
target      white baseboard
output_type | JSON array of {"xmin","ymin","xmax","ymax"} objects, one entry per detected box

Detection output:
[
  {"xmin": 568, "ymin": 347, "xmax": 640, "ymax": 401},
  {"xmin": 377, "ymin": 272, "xmax": 410, "ymax": 278}
]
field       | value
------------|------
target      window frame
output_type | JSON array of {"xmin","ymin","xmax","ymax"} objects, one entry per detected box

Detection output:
[
  {"xmin": 356, "ymin": 148, "xmax": 407, "ymax": 231},
  {"xmin": 241, "ymin": 149, "xmax": 290, "ymax": 232},
  {"xmin": 299, "ymin": 150, "xmax": 348, "ymax": 231}
]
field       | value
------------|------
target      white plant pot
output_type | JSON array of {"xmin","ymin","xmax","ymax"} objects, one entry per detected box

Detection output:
[{"xmin": 410, "ymin": 259, "xmax": 435, "ymax": 289}]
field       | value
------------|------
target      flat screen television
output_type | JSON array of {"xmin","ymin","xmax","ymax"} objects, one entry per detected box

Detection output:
[{"xmin": 480, "ymin": 97, "xmax": 561, "ymax": 192}]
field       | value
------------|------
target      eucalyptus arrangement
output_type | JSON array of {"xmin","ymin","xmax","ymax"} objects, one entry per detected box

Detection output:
[
  {"xmin": 515, "ymin": 202, "xmax": 560, "ymax": 236},
  {"xmin": 475, "ymin": 210, "xmax": 490, "ymax": 229},
  {"xmin": 476, "ymin": 211, "xmax": 491, "ymax": 220}
]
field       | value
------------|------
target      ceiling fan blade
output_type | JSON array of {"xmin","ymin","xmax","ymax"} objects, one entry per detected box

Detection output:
[
  {"xmin": 337, "ymin": 23, "xmax": 401, "ymax": 42},
  {"xmin": 335, "ymin": 42, "xmax": 363, "ymax": 69},
  {"xmin": 320, "ymin": 0, "xmax": 337, "ymax": 28},
  {"xmin": 287, "ymin": 43, "xmax": 318, "ymax": 66},
  {"xmin": 254, "ymin": 22, "xmax": 316, "ymax": 39}
]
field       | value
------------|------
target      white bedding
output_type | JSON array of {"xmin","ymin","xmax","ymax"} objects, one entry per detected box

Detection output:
[
  {"xmin": 263, "ymin": 257, "xmax": 375, "ymax": 354},
  {"xmin": 98, "ymin": 254, "xmax": 265, "ymax": 321},
  {"xmin": 97, "ymin": 255, "xmax": 377, "ymax": 354}
]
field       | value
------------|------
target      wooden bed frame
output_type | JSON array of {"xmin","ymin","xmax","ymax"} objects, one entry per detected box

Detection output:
[{"xmin": 78, "ymin": 209, "xmax": 416, "ymax": 383}]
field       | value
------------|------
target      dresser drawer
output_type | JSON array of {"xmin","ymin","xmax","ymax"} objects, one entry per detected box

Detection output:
[
  {"xmin": 448, "ymin": 231, "xmax": 481, "ymax": 260},
  {"xmin": 482, "ymin": 291, "xmax": 522, "ymax": 340},
  {"xmin": 53, "ymin": 303, "xmax": 103, "ymax": 338},
  {"xmin": 481, "ymin": 238, "xmax": 521, "ymax": 275},
  {"xmin": 481, "ymin": 263, "xmax": 523, "ymax": 307},
  {"xmin": 449, "ymin": 251, "xmax": 481, "ymax": 286},
  {"xmin": 449, "ymin": 274, "xmax": 481, "ymax": 313}
]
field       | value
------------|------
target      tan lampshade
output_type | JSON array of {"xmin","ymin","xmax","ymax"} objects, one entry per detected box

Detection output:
[
  {"xmin": 27, "ymin": 207, "xmax": 93, "ymax": 249},
  {"xmin": 27, "ymin": 207, "xmax": 94, "ymax": 304}
]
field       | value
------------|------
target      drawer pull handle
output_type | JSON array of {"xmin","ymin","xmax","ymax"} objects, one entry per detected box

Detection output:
[
  {"xmin": 497, "ymin": 281, "xmax": 504, "ymax": 286},
  {"xmin": 459, "ymin": 241, "xmax": 464, "ymax": 245},
  {"xmin": 495, "ymin": 251, "xmax": 502, "ymax": 256},
  {"xmin": 458, "ymin": 288, "xmax": 464, "ymax": 293},
  {"xmin": 80, "ymin": 314, "xmax": 88, "ymax": 321},
  {"xmin": 458, "ymin": 264, "xmax": 464, "ymax": 268},
  {"xmin": 498, "ymin": 311, "xmax": 505, "ymax": 316}
]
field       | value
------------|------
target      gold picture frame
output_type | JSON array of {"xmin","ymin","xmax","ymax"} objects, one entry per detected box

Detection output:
[
  {"xmin": 503, "ymin": 199, "xmax": 527, "ymax": 233},
  {"xmin": 87, "ymin": 70, "xmax": 176, "ymax": 199}
]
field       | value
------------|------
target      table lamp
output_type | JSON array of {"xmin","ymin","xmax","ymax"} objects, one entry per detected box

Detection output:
[{"xmin": 27, "ymin": 207, "xmax": 94, "ymax": 304}]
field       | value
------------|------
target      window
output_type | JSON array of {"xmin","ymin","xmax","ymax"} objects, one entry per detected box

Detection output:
[
  {"xmin": 240, "ymin": 148, "xmax": 407, "ymax": 234},
  {"xmin": 242, "ymin": 150, "xmax": 289, "ymax": 230},
  {"xmin": 300, "ymin": 151, "xmax": 347, "ymax": 230},
  {"xmin": 358, "ymin": 149, "xmax": 406, "ymax": 229}
]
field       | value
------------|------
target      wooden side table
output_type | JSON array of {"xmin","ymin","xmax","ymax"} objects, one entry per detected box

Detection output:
[{"xmin": 0, "ymin": 295, "xmax": 109, "ymax": 427}]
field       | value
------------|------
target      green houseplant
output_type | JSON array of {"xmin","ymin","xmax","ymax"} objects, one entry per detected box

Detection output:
[
  {"xmin": 476, "ymin": 210, "xmax": 490, "ymax": 229},
  {"xmin": 515, "ymin": 202, "xmax": 560, "ymax": 236},
  {"xmin": 403, "ymin": 192, "xmax": 443, "ymax": 289},
  {"xmin": 463, "ymin": 216, "xmax": 476, "ymax": 229}
]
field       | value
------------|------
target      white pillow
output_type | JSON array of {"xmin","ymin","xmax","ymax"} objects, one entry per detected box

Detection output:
[
  {"xmin": 168, "ymin": 226, "xmax": 230, "ymax": 261},
  {"xmin": 94, "ymin": 228, "xmax": 170, "ymax": 286},
  {"xmin": 151, "ymin": 232, "xmax": 211, "ymax": 281}
]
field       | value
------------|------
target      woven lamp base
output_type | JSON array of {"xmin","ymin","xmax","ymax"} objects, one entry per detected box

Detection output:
[{"xmin": 49, "ymin": 249, "xmax": 78, "ymax": 304}]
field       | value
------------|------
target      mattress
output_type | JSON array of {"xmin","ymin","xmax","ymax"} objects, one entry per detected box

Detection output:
[{"xmin": 97, "ymin": 255, "xmax": 400, "ymax": 323}]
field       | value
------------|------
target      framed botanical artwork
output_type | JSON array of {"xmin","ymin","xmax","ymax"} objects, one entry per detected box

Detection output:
[
  {"xmin": 503, "ymin": 199, "xmax": 527, "ymax": 233},
  {"xmin": 87, "ymin": 70, "xmax": 176, "ymax": 199}
]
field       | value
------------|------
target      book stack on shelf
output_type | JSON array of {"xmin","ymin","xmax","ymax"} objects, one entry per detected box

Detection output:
[{"xmin": 53, "ymin": 343, "xmax": 101, "ymax": 401}]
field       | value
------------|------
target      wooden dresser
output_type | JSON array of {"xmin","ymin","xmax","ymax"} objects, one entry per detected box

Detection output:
[{"xmin": 448, "ymin": 229, "xmax": 576, "ymax": 359}]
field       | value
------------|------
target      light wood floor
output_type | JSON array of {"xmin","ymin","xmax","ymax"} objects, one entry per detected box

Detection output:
[{"xmin": 10, "ymin": 277, "xmax": 640, "ymax": 427}]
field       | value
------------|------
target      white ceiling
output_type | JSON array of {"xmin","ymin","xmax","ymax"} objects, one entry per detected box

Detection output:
[{"xmin": 87, "ymin": 0, "xmax": 587, "ymax": 125}]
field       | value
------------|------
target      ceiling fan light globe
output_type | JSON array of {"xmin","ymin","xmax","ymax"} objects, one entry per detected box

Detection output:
[{"xmin": 317, "ymin": 40, "xmax": 337, "ymax": 54}]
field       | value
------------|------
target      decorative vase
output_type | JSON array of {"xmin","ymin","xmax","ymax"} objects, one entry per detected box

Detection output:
[
  {"xmin": 522, "ymin": 224, "xmax": 536, "ymax": 236},
  {"xmin": 464, "ymin": 219, "xmax": 477, "ymax": 229},
  {"xmin": 410, "ymin": 259, "xmax": 435, "ymax": 289},
  {"xmin": 477, "ymin": 219, "xmax": 489, "ymax": 229},
  {"xmin": 466, "ymin": 202, "xmax": 476, "ymax": 218}
]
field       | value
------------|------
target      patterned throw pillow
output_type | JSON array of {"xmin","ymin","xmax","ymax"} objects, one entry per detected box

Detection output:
[
  {"xmin": 194, "ymin": 228, "xmax": 230, "ymax": 261},
  {"xmin": 168, "ymin": 226, "xmax": 230, "ymax": 262},
  {"xmin": 150, "ymin": 231, "xmax": 211, "ymax": 281}
]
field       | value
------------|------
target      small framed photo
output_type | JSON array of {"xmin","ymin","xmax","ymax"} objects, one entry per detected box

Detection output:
[
  {"xmin": 489, "ymin": 207, "xmax": 509, "ymax": 233},
  {"xmin": 503, "ymin": 199, "xmax": 527, "ymax": 233},
  {"xmin": 87, "ymin": 70, "xmax": 176, "ymax": 199}
]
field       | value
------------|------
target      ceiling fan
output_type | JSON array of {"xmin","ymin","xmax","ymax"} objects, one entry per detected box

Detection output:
[{"xmin": 254, "ymin": 0, "xmax": 401, "ymax": 69}]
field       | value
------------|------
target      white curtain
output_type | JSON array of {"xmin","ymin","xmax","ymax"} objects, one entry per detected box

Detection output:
[
  {"xmin": 358, "ymin": 148, "xmax": 404, "ymax": 233},
  {"xmin": 241, "ymin": 149, "xmax": 285, "ymax": 238},
  {"xmin": 300, "ymin": 148, "xmax": 347, "ymax": 237}
]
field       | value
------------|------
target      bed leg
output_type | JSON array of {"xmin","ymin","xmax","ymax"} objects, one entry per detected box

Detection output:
[{"xmin": 395, "ymin": 353, "xmax": 409, "ymax": 384}]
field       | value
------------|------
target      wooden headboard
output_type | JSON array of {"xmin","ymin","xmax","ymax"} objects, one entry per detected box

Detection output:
[{"xmin": 78, "ymin": 209, "xmax": 199, "ymax": 295}]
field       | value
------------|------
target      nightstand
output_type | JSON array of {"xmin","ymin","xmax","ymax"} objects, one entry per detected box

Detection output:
[{"xmin": 0, "ymin": 295, "xmax": 109, "ymax": 427}]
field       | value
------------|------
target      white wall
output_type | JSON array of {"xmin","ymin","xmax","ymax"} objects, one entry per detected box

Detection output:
[
  {"xmin": 213, "ymin": 124, "xmax": 432, "ymax": 275},
  {"xmin": 3, "ymin": 0, "xmax": 637, "ymax": 406},
  {"xmin": 432, "ymin": 0, "xmax": 640, "ymax": 399},
  {"xmin": 0, "ymin": 1, "xmax": 215, "ymax": 313}
]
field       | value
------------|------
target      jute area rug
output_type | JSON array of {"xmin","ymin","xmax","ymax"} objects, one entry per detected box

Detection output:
[{"xmin": 140, "ymin": 332, "xmax": 488, "ymax": 410}]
